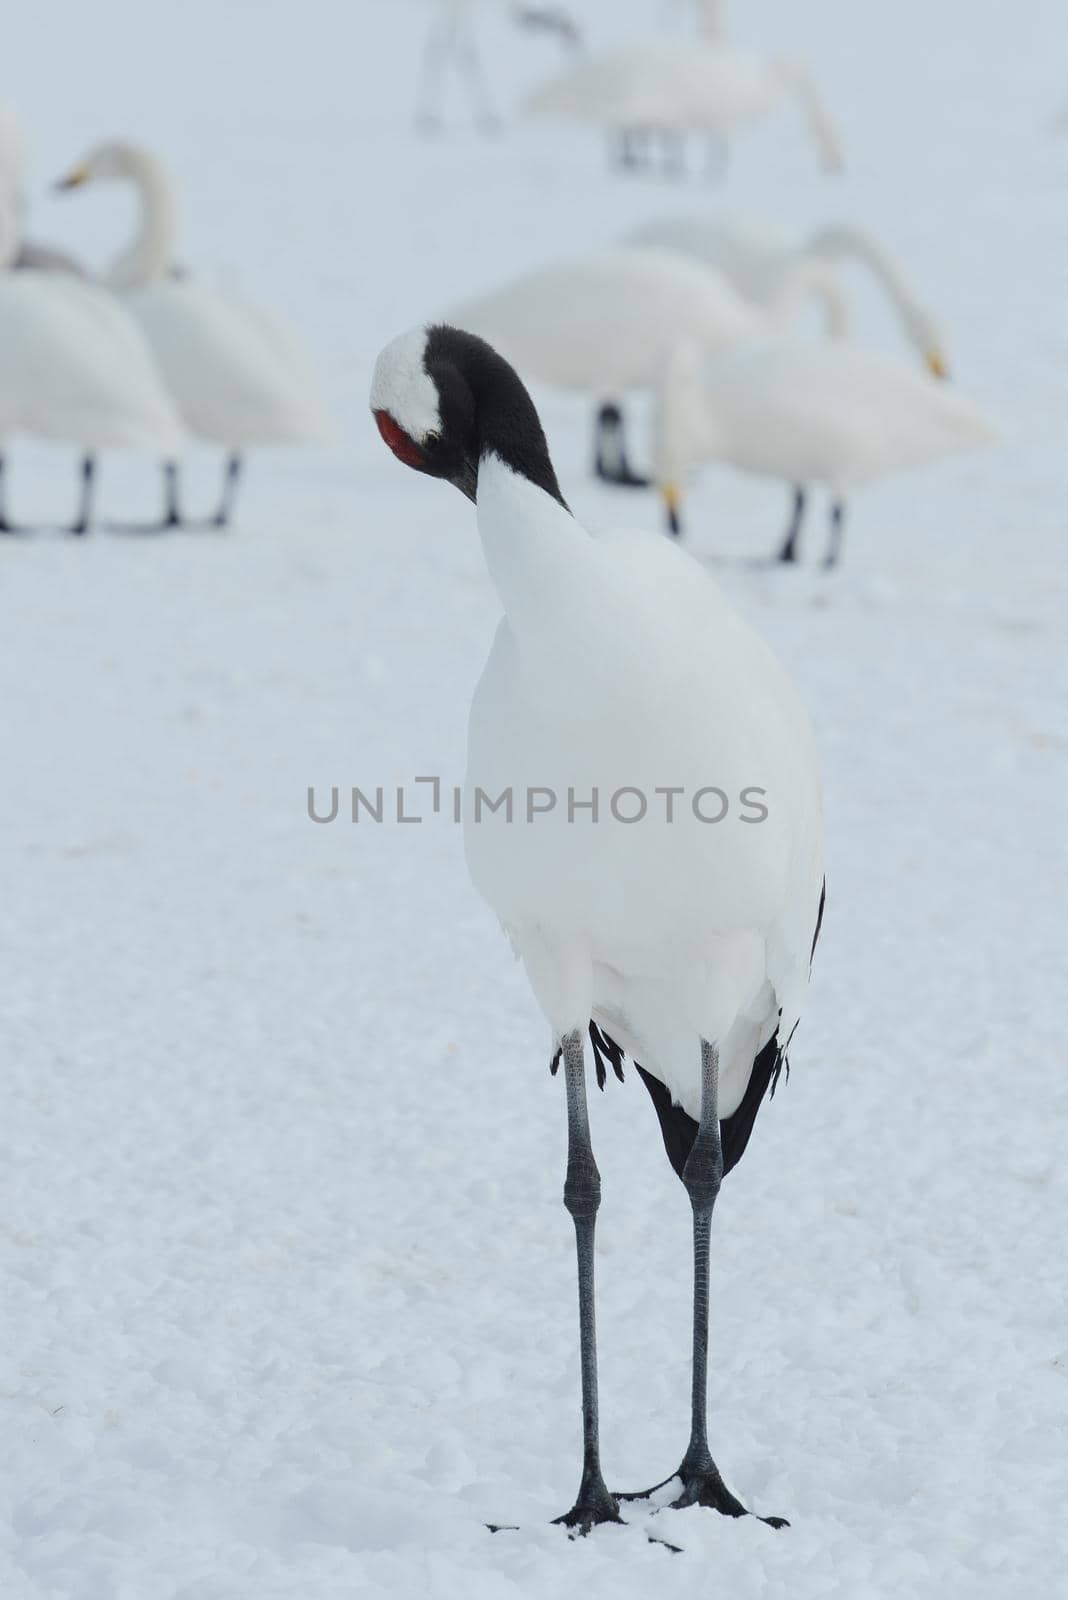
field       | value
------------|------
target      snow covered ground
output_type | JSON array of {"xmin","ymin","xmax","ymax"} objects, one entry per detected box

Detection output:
[{"xmin": 2, "ymin": 1, "xmax": 1067, "ymax": 1594}]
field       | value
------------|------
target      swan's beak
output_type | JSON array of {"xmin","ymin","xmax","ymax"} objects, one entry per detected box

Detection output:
[
  {"xmin": 54, "ymin": 166, "xmax": 90, "ymax": 192},
  {"xmin": 661, "ymin": 484, "xmax": 683, "ymax": 538},
  {"xmin": 926, "ymin": 352, "xmax": 949, "ymax": 381}
]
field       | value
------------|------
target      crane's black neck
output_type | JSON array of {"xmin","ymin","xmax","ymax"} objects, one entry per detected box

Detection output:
[{"xmin": 424, "ymin": 324, "xmax": 570, "ymax": 513}]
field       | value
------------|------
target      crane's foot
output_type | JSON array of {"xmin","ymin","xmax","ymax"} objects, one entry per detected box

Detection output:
[
  {"xmin": 489, "ymin": 1479, "xmax": 688, "ymax": 1550},
  {"xmin": 552, "ymin": 1484, "xmax": 623, "ymax": 1537},
  {"xmin": 619, "ymin": 1458, "xmax": 788, "ymax": 1529}
]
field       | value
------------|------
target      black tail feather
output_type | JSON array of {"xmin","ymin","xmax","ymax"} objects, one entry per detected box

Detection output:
[
  {"xmin": 636, "ymin": 1032, "xmax": 788, "ymax": 1181},
  {"xmin": 549, "ymin": 1020, "xmax": 788, "ymax": 1178},
  {"xmin": 550, "ymin": 1021, "xmax": 626, "ymax": 1090}
]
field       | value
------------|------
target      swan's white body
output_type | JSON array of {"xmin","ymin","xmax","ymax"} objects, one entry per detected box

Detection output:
[
  {"xmin": 464, "ymin": 459, "xmax": 823, "ymax": 1118},
  {"xmin": 630, "ymin": 212, "xmax": 947, "ymax": 370},
  {"xmin": 448, "ymin": 246, "xmax": 844, "ymax": 395},
  {"xmin": 0, "ymin": 195, "xmax": 185, "ymax": 455},
  {"xmin": 527, "ymin": 40, "xmax": 844, "ymax": 170},
  {"xmin": 656, "ymin": 339, "xmax": 995, "ymax": 500},
  {"xmin": 122, "ymin": 279, "xmax": 337, "ymax": 447},
  {"xmin": 58, "ymin": 143, "xmax": 337, "ymax": 451}
]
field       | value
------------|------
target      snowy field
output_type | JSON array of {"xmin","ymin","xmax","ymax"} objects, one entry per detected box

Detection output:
[{"xmin": 2, "ymin": 1, "xmax": 1067, "ymax": 1595}]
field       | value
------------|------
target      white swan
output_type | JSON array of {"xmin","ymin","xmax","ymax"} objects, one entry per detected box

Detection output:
[
  {"xmin": 661, "ymin": 0, "xmax": 727, "ymax": 37},
  {"xmin": 0, "ymin": 189, "xmax": 186, "ymax": 534},
  {"xmin": 629, "ymin": 212, "xmax": 949, "ymax": 376},
  {"xmin": 55, "ymin": 141, "xmax": 337, "ymax": 528},
  {"xmin": 370, "ymin": 322, "xmax": 824, "ymax": 1531},
  {"xmin": 447, "ymin": 244, "xmax": 848, "ymax": 528},
  {"xmin": 0, "ymin": 100, "xmax": 87, "ymax": 276},
  {"xmin": 653, "ymin": 339, "xmax": 995, "ymax": 566},
  {"xmin": 526, "ymin": 39, "xmax": 845, "ymax": 175}
]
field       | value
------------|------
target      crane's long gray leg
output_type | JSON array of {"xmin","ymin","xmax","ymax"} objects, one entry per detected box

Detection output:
[
  {"xmin": 553, "ymin": 1027, "xmax": 621, "ymax": 1534},
  {"xmin": 211, "ymin": 453, "xmax": 243, "ymax": 528},
  {"xmin": 776, "ymin": 487, "xmax": 807, "ymax": 564},
  {"xmin": 823, "ymin": 500, "xmax": 845, "ymax": 568},
  {"xmin": 620, "ymin": 1042, "xmax": 786, "ymax": 1527},
  {"xmin": 68, "ymin": 455, "xmax": 95, "ymax": 535}
]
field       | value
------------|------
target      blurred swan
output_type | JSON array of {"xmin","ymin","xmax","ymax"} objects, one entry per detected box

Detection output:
[
  {"xmin": 56, "ymin": 141, "xmax": 337, "ymax": 528},
  {"xmin": 416, "ymin": 1, "xmax": 500, "ymax": 134},
  {"xmin": 415, "ymin": 2, "xmax": 582, "ymax": 135},
  {"xmin": 526, "ymin": 38, "xmax": 844, "ymax": 176},
  {"xmin": 0, "ymin": 188, "xmax": 186, "ymax": 535},
  {"xmin": 0, "ymin": 100, "xmax": 88, "ymax": 277},
  {"xmin": 661, "ymin": 0, "xmax": 726, "ymax": 36},
  {"xmin": 629, "ymin": 213, "xmax": 949, "ymax": 376},
  {"xmin": 654, "ymin": 340, "xmax": 995, "ymax": 566},
  {"xmin": 448, "ymin": 244, "xmax": 848, "ymax": 530}
]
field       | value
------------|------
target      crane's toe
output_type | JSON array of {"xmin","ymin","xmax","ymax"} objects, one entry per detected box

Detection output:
[
  {"xmin": 552, "ymin": 1490, "xmax": 623, "ymax": 1536},
  {"xmin": 618, "ymin": 1462, "xmax": 788, "ymax": 1529}
]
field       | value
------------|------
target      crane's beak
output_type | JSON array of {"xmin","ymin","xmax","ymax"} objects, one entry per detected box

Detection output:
[
  {"xmin": 661, "ymin": 484, "xmax": 682, "ymax": 538},
  {"xmin": 54, "ymin": 166, "xmax": 90, "ymax": 192},
  {"xmin": 926, "ymin": 352, "xmax": 949, "ymax": 381}
]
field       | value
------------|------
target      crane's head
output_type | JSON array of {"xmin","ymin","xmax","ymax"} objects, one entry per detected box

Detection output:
[{"xmin": 371, "ymin": 324, "xmax": 568, "ymax": 510}]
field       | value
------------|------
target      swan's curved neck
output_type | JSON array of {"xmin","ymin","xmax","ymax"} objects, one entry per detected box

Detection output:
[
  {"xmin": 806, "ymin": 225, "xmax": 934, "ymax": 347},
  {"xmin": 107, "ymin": 149, "xmax": 178, "ymax": 289},
  {"xmin": 768, "ymin": 259, "xmax": 850, "ymax": 339},
  {"xmin": 771, "ymin": 58, "xmax": 844, "ymax": 172}
]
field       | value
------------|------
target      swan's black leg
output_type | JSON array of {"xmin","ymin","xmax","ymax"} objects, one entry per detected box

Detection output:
[
  {"xmin": 163, "ymin": 461, "xmax": 182, "ymax": 527},
  {"xmin": 618, "ymin": 1042, "xmax": 787, "ymax": 1529},
  {"xmin": 615, "ymin": 128, "xmax": 637, "ymax": 168},
  {"xmin": 210, "ymin": 453, "xmax": 243, "ymax": 528},
  {"xmin": 0, "ymin": 456, "xmax": 19, "ymax": 534},
  {"xmin": 823, "ymin": 500, "xmax": 845, "ymax": 568},
  {"xmin": 68, "ymin": 455, "xmax": 95, "ymax": 535},
  {"xmin": 552, "ymin": 1028, "xmax": 621, "ymax": 1535},
  {"xmin": 594, "ymin": 404, "xmax": 650, "ymax": 489},
  {"xmin": 776, "ymin": 486, "xmax": 807, "ymax": 564},
  {"xmin": 105, "ymin": 460, "xmax": 181, "ymax": 533}
]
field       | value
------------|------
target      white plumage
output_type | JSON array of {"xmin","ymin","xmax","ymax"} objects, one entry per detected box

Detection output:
[
  {"xmin": 526, "ymin": 39, "xmax": 844, "ymax": 171},
  {"xmin": 464, "ymin": 458, "xmax": 823, "ymax": 1118},
  {"xmin": 56, "ymin": 142, "xmax": 337, "ymax": 453},
  {"xmin": 654, "ymin": 338, "xmax": 995, "ymax": 508},
  {"xmin": 448, "ymin": 246, "xmax": 762, "ymax": 392},
  {"xmin": 448, "ymin": 243, "xmax": 849, "ymax": 409},
  {"xmin": 629, "ymin": 212, "xmax": 949, "ymax": 373},
  {"xmin": 0, "ymin": 190, "xmax": 185, "ymax": 463}
]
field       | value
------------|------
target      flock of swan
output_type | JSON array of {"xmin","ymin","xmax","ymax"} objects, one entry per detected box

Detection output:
[
  {"xmin": 0, "ymin": 1, "xmax": 996, "ymax": 559},
  {"xmin": 407, "ymin": 1, "xmax": 996, "ymax": 567},
  {"xmin": 0, "ymin": 112, "xmax": 335, "ymax": 534}
]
